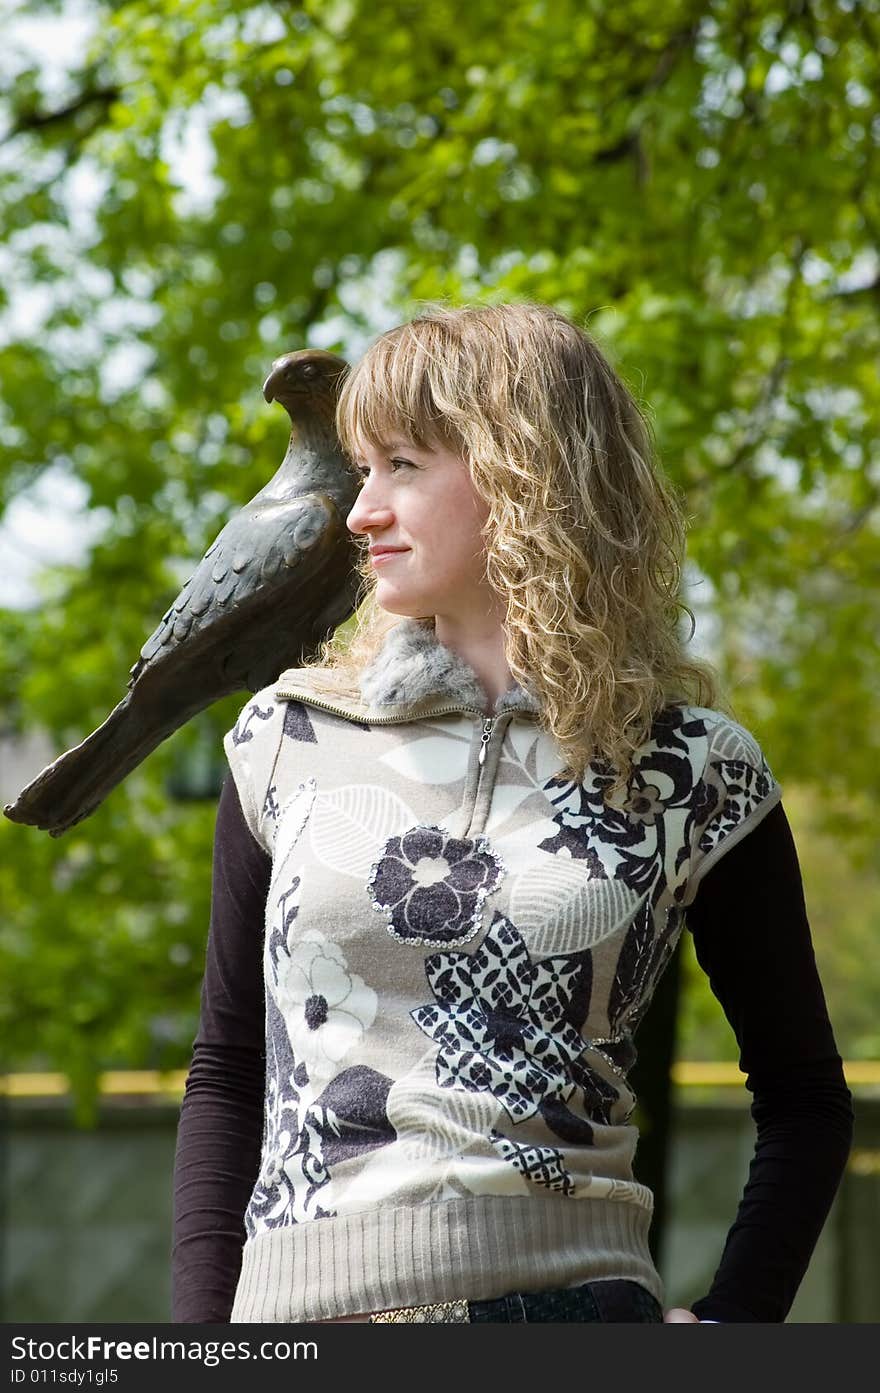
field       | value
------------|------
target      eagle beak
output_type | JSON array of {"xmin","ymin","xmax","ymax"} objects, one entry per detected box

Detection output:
[{"xmin": 263, "ymin": 356, "xmax": 306, "ymax": 404}]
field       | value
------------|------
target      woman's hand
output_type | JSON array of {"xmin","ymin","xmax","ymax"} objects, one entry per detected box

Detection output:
[{"xmin": 663, "ymin": 1307, "xmax": 701, "ymax": 1322}]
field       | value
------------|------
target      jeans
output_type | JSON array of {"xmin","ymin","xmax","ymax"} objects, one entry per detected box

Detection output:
[{"xmin": 467, "ymin": 1279, "xmax": 663, "ymax": 1323}]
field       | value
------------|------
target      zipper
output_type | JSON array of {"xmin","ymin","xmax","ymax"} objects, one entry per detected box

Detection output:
[
  {"xmin": 273, "ymin": 690, "xmax": 486, "ymax": 725},
  {"xmin": 477, "ymin": 716, "xmax": 494, "ymax": 766}
]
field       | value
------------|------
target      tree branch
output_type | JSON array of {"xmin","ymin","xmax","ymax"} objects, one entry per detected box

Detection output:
[
  {"xmin": 688, "ymin": 240, "xmax": 809, "ymax": 496},
  {"xmin": 810, "ymin": 497, "xmax": 880, "ymax": 568},
  {"xmin": 5, "ymin": 86, "xmax": 120, "ymax": 143}
]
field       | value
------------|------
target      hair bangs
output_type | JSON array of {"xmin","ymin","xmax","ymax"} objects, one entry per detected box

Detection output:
[{"xmin": 336, "ymin": 322, "xmax": 463, "ymax": 461}]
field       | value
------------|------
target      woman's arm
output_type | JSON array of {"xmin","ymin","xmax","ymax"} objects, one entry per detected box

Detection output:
[
  {"xmin": 683, "ymin": 800, "xmax": 854, "ymax": 1322},
  {"xmin": 171, "ymin": 774, "xmax": 271, "ymax": 1323}
]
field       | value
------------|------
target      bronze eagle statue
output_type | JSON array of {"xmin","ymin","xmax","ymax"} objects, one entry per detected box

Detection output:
[{"xmin": 4, "ymin": 349, "xmax": 361, "ymax": 836}]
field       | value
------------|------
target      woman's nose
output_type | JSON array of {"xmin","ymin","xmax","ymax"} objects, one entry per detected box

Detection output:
[{"xmin": 346, "ymin": 483, "xmax": 394, "ymax": 535}]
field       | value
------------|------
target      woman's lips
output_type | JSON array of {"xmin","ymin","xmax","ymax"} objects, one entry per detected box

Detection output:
[{"xmin": 370, "ymin": 548, "xmax": 410, "ymax": 565}]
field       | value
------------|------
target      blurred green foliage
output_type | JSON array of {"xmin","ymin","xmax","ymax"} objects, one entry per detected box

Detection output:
[{"xmin": 1, "ymin": 0, "xmax": 878, "ymax": 1119}]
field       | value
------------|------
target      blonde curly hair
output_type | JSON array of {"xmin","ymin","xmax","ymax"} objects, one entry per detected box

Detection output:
[{"xmin": 306, "ymin": 300, "xmax": 728, "ymax": 793}]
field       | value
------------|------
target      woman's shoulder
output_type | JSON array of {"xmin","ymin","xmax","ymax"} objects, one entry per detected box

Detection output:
[
  {"xmin": 225, "ymin": 681, "xmax": 288, "ymax": 752},
  {"xmin": 645, "ymin": 705, "xmax": 780, "ymax": 811},
  {"xmin": 656, "ymin": 701, "xmax": 769, "ymax": 753},
  {"xmin": 220, "ymin": 684, "xmax": 289, "ymax": 850}
]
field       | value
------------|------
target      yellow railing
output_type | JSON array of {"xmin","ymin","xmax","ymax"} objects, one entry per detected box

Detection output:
[
  {"xmin": 1, "ymin": 1070, "xmax": 189, "ymax": 1098},
  {"xmin": 674, "ymin": 1060, "xmax": 880, "ymax": 1087},
  {"xmin": 2, "ymin": 1061, "xmax": 880, "ymax": 1097}
]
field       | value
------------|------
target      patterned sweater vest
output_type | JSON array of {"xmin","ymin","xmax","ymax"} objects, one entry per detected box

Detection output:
[{"xmin": 223, "ymin": 616, "xmax": 781, "ymax": 1322}]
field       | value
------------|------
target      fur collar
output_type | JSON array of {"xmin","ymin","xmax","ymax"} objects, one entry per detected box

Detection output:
[{"xmin": 358, "ymin": 617, "xmax": 541, "ymax": 717}]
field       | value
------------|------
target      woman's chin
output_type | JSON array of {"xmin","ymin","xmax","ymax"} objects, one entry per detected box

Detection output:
[{"xmin": 374, "ymin": 592, "xmax": 433, "ymax": 617}]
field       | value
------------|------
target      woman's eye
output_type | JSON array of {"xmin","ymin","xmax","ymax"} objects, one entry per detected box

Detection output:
[{"xmin": 353, "ymin": 458, "xmax": 413, "ymax": 483}]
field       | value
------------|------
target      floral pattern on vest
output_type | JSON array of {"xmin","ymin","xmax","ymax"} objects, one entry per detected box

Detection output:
[{"xmin": 225, "ymin": 616, "xmax": 781, "ymax": 1239}]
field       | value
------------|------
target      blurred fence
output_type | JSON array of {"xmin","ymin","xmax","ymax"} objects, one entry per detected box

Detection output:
[{"xmin": 2, "ymin": 1080, "xmax": 878, "ymax": 1323}]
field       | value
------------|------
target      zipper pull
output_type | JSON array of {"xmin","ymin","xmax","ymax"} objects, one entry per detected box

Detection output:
[{"xmin": 478, "ymin": 716, "xmax": 494, "ymax": 765}]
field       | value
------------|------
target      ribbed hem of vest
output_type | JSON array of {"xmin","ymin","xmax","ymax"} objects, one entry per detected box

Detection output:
[{"xmin": 229, "ymin": 1195, "xmax": 661, "ymax": 1322}]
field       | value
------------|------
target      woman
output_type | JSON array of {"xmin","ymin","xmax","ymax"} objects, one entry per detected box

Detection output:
[{"xmin": 172, "ymin": 302, "xmax": 853, "ymax": 1324}]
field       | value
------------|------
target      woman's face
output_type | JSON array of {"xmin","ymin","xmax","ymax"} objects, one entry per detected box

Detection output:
[{"xmin": 345, "ymin": 437, "xmax": 496, "ymax": 623}]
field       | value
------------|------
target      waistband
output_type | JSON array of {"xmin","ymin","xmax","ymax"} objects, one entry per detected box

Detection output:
[{"xmin": 370, "ymin": 1279, "xmax": 663, "ymax": 1324}]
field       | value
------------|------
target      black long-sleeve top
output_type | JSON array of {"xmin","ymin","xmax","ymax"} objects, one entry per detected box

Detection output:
[{"xmin": 171, "ymin": 777, "xmax": 854, "ymax": 1323}]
